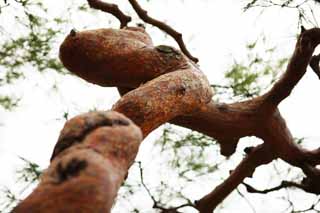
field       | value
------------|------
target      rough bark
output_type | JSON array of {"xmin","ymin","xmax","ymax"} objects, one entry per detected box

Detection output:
[
  {"xmin": 14, "ymin": 111, "xmax": 143, "ymax": 213},
  {"xmin": 13, "ymin": 11, "xmax": 320, "ymax": 213}
]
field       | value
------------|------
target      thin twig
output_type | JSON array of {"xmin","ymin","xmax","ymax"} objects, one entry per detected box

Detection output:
[
  {"xmin": 87, "ymin": 0, "xmax": 131, "ymax": 28},
  {"xmin": 137, "ymin": 161, "xmax": 195, "ymax": 212},
  {"xmin": 242, "ymin": 181, "xmax": 304, "ymax": 194},
  {"xmin": 137, "ymin": 161, "xmax": 157, "ymax": 204},
  {"xmin": 195, "ymin": 144, "xmax": 274, "ymax": 212},
  {"xmin": 236, "ymin": 188, "xmax": 256, "ymax": 213},
  {"xmin": 128, "ymin": 0, "xmax": 198, "ymax": 63}
]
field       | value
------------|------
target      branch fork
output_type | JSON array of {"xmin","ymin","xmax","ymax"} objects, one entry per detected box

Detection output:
[{"xmin": 14, "ymin": 2, "xmax": 320, "ymax": 212}]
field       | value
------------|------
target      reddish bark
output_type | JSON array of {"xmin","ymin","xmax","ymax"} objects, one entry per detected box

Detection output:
[
  {"xmin": 13, "ymin": 111, "xmax": 142, "ymax": 213},
  {"xmin": 13, "ymin": 7, "xmax": 320, "ymax": 213},
  {"xmin": 59, "ymin": 27, "xmax": 188, "ymax": 88}
]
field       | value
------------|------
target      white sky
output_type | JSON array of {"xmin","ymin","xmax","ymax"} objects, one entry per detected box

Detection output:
[{"xmin": 1, "ymin": 0, "xmax": 320, "ymax": 212}]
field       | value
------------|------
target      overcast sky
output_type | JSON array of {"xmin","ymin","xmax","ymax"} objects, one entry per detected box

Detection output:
[{"xmin": 1, "ymin": 0, "xmax": 320, "ymax": 212}]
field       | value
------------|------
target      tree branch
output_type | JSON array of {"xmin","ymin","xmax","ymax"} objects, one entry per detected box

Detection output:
[
  {"xmin": 128, "ymin": 0, "xmax": 198, "ymax": 63},
  {"xmin": 87, "ymin": 0, "xmax": 131, "ymax": 28},
  {"xmin": 263, "ymin": 28, "xmax": 320, "ymax": 107},
  {"xmin": 113, "ymin": 69, "xmax": 212, "ymax": 137},
  {"xmin": 195, "ymin": 144, "xmax": 275, "ymax": 213},
  {"xmin": 58, "ymin": 22, "xmax": 320, "ymax": 211},
  {"xmin": 13, "ymin": 111, "xmax": 143, "ymax": 213},
  {"xmin": 242, "ymin": 181, "xmax": 307, "ymax": 194},
  {"xmin": 137, "ymin": 161, "xmax": 158, "ymax": 206},
  {"xmin": 310, "ymin": 54, "xmax": 320, "ymax": 79}
]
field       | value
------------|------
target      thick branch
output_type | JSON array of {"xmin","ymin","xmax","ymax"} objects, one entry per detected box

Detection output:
[
  {"xmin": 13, "ymin": 111, "xmax": 143, "ymax": 213},
  {"xmin": 128, "ymin": 0, "xmax": 198, "ymax": 62},
  {"xmin": 59, "ymin": 28, "xmax": 188, "ymax": 88},
  {"xmin": 195, "ymin": 144, "xmax": 274, "ymax": 213},
  {"xmin": 170, "ymin": 97, "xmax": 268, "ymax": 156},
  {"xmin": 60, "ymin": 26, "xmax": 320, "ymax": 160},
  {"xmin": 87, "ymin": 0, "xmax": 131, "ymax": 28},
  {"xmin": 263, "ymin": 28, "xmax": 320, "ymax": 107},
  {"xmin": 113, "ymin": 68, "xmax": 212, "ymax": 137}
]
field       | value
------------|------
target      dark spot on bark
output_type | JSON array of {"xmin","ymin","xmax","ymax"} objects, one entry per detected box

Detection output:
[
  {"xmin": 50, "ymin": 140, "xmax": 78, "ymax": 162},
  {"xmin": 156, "ymin": 45, "xmax": 175, "ymax": 53},
  {"xmin": 56, "ymin": 158, "xmax": 87, "ymax": 183},
  {"xmin": 176, "ymin": 86, "xmax": 186, "ymax": 96},
  {"xmin": 50, "ymin": 116, "xmax": 130, "ymax": 161},
  {"xmin": 112, "ymin": 119, "xmax": 130, "ymax": 126},
  {"xmin": 156, "ymin": 45, "xmax": 181, "ymax": 59}
]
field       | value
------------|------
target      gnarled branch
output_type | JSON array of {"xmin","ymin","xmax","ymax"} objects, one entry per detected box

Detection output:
[{"xmin": 15, "ymin": 1, "xmax": 320, "ymax": 209}]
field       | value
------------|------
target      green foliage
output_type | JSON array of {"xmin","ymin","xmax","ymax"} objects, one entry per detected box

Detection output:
[
  {"xmin": 0, "ymin": 28, "xmax": 64, "ymax": 73},
  {"xmin": 213, "ymin": 36, "xmax": 287, "ymax": 101},
  {"xmin": 0, "ymin": 0, "xmax": 67, "ymax": 75},
  {"xmin": 156, "ymin": 126, "xmax": 219, "ymax": 179},
  {"xmin": 225, "ymin": 63, "xmax": 260, "ymax": 98},
  {"xmin": 0, "ymin": 157, "xmax": 42, "ymax": 213},
  {"xmin": 0, "ymin": 0, "xmax": 68, "ymax": 110},
  {"xmin": 16, "ymin": 157, "xmax": 42, "ymax": 183},
  {"xmin": 294, "ymin": 137, "xmax": 305, "ymax": 145},
  {"xmin": 77, "ymin": 3, "xmax": 89, "ymax": 12},
  {"xmin": 0, "ymin": 188, "xmax": 18, "ymax": 213},
  {"xmin": 0, "ymin": 95, "xmax": 20, "ymax": 110},
  {"xmin": 158, "ymin": 128, "xmax": 214, "ymax": 166},
  {"xmin": 139, "ymin": 126, "xmax": 221, "ymax": 209}
]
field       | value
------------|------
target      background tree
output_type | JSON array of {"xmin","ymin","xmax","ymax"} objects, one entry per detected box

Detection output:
[{"xmin": 1, "ymin": 0, "xmax": 320, "ymax": 212}]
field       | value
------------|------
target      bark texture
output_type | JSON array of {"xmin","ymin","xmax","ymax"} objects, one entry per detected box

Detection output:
[
  {"xmin": 14, "ymin": 111, "xmax": 142, "ymax": 213},
  {"xmin": 14, "ymin": 23, "xmax": 320, "ymax": 212}
]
